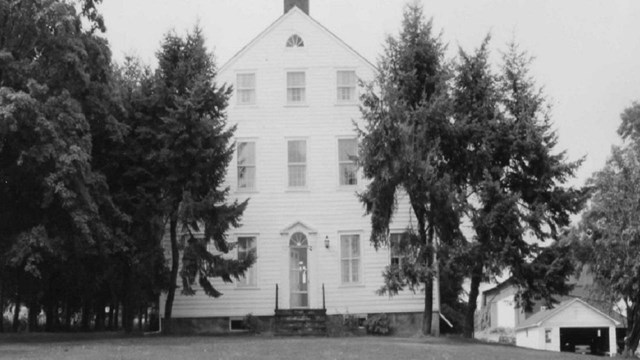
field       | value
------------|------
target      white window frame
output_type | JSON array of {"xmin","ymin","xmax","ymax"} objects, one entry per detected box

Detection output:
[
  {"xmin": 338, "ymin": 138, "xmax": 357, "ymax": 186},
  {"xmin": 340, "ymin": 233, "xmax": 363, "ymax": 285},
  {"xmin": 237, "ymin": 140, "xmax": 256, "ymax": 191},
  {"xmin": 287, "ymin": 139, "xmax": 307, "ymax": 188},
  {"xmin": 286, "ymin": 71, "xmax": 306, "ymax": 105},
  {"xmin": 236, "ymin": 72, "xmax": 256, "ymax": 105},
  {"xmin": 236, "ymin": 235, "xmax": 258, "ymax": 288},
  {"xmin": 336, "ymin": 70, "xmax": 357, "ymax": 104}
]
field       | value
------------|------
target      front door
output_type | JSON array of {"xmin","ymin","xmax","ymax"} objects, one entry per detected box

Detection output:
[{"xmin": 289, "ymin": 232, "xmax": 309, "ymax": 308}]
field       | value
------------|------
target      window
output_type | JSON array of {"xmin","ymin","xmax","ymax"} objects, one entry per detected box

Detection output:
[
  {"xmin": 337, "ymin": 70, "xmax": 356, "ymax": 102},
  {"xmin": 288, "ymin": 140, "xmax": 306, "ymax": 187},
  {"xmin": 237, "ymin": 142, "xmax": 255, "ymax": 189},
  {"xmin": 545, "ymin": 329, "xmax": 552, "ymax": 343},
  {"xmin": 237, "ymin": 236, "xmax": 257, "ymax": 287},
  {"xmin": 338, "ymin": 138, "xmax": 357, "ymax": 185},
  {"xmin": 236, "ymin": 73, "xmax": 256, "ymax": 105},
  {"xmin": 390, "ymin": 232, "xmax": 408, "ymax": 267},
  {"xmin": 287, "ymin": 71, "xmax": 306, "ymax": 104},
  {"xmin": 341, "ymin": 234, "xmax": 361, "ymax": 284},
  {"xmin": 286, "ymin": 34, "xmax": 304, "ymax": 47}
]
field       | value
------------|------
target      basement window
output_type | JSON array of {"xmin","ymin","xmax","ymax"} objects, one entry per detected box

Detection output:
[{"xmin": 229, "ymin": 318, "xmax": 247, "ymax": 331}]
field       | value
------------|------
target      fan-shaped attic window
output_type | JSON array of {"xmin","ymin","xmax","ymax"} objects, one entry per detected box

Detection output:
[{"xmin": 286, "ymin": 34, "xmax": 304, "ymax": 48}]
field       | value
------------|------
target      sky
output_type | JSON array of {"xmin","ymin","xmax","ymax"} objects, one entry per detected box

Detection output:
[{"xmin": 99, "ymin": 0, "xmax": 640, "ymax": 188}]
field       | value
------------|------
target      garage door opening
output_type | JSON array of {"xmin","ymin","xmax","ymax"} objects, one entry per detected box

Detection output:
[{"xmin": 560, "ymin": 327, "xmax": 609, "ymax": 356}]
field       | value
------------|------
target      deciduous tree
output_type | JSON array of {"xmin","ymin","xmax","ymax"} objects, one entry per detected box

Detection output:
[{"xmin": 576, "ymin": 101, "xmax": 640, "ymax": 357}]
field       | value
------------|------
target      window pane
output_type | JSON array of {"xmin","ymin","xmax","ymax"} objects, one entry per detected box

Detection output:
[
  {"xmin": 237, "ymin": 74, "xmax": 256, "ymax": 105},
  {"xmin": 339, "ymin": 164, "xmax": 356, "ymax": 185},
  {"xmin": 288, "ymin": 140, "xmax": 306, "ymax": 163},
  {"xmin": 287, "ymin": 88, "xmax": 305, "ymax": 103},
  {"xmin": 238, "ymin": 89, "xmax": 255, "ymax": 104},
  {"xmin": 341, "ymin": 260, "xmax": 350, "ymax": 283},
  {"xmin": 238, "ymin": 142, "xmax": 255, "ymax": 189},
  {"xmin": 287, "ymin": 72, "xmax": 305, "ymax": 87},
  {"xmin": 338, "ymin": 139, "xmax": 356, "ymax": 161},
  {"xmin": 288, "ymin": 165, "xmax": 306, "ymax": 187},
  {"xmin": 237, "ymin": 73, "xmax": 255, "ymax": 88},
  {"xmin": 341, "ymin": 236, "xmax": 350, "ymax": 259},
  {"xmin": 351, "ymin": 260, "xmax": 360, "ymax": 282},
  {"xmin": 350, "ymin": 236, "xmax": 360, "ymax": 257},
  {"xmin": 337, "ymin": 71, "xmax": 356, "ymax": 86},
  {"xmin": 338, "ymin": 87, "xmax": 354, "ymax": 101},
  {"xmin": 238, "ymin": 142, "xmax": 255, "ymax": 165},
  {"xmin": 238, "ymin": 237, "xmax": 256, "ymax": 286}
]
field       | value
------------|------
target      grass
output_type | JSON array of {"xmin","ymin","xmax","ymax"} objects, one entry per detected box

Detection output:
[{"xmin": 0, "ymin": 333, "xmax": 594, "ymax": 360}]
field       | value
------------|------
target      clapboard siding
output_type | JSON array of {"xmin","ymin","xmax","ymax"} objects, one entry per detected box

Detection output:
[{"xmin": 161, "ymin": 7, "xmax": 424, "ymax": 319}]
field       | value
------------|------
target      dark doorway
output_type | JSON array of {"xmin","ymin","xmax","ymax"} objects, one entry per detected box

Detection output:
[{"xmin": 560, "ymin": 327, "xmax": 609, "ymax": 356}]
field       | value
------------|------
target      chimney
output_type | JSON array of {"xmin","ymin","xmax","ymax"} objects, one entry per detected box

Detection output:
[{"xmin": 284, "ymin": 0, "xmax": 309, "ymax": 15}]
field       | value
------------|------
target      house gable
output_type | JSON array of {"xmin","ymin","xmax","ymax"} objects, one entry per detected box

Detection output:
[{"xmin": 220, "ymin": 7, "xmax": 374, "ymax": 76}]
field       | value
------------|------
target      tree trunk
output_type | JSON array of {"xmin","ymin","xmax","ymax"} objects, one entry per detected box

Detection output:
[
  {"xmin": 164, "ymin": 215, "xmax": 179, "ymax": 334},
  {"xmin": 0, "ymin": 280, "xmax": 4, "ymax": 333},
  {"xmin": 114, "ymin": 303, "xmax": 120, "ymax": 330},
  {"xmin": 623, "ymin": 302, "xmax": 640, "ymax": 357},
  {"xmin": 44, "ymin": 302, "xmax": 54, "ymax": 332},
  {"xmin": 64, "ymin": 300, "xmax": 72, "ymax": 331},
  {"xmin": 12, "ymin": 293, "xmax": 21, "ymax": 332},
  {"xmin": 417, "ymin": 214, "xmax": 433, "ymax": 336},
  {"xmin": 122, "ymin": 264, "xmax": 134, "ymax": 333},
  {"xmin": 430, "ymin": 234, "xmax": 440, "ymax": 337},
  {"xmin": 27, "ymin": 301, "xmax": 38, "ymax": 332},
  {"xmin": 81, "ymin": 299, "xmax": 91, "ymax": 331},
  {"xmin": 464, "ymin": 263, "xmax": 483, "ymax": 338},
  {"xmin": 107, "ymin": 302, "xmax": 114, "ymax": 330},
  {"xmin": 94, "ymin": 300, "xmax": 105, "ymax": 331}
]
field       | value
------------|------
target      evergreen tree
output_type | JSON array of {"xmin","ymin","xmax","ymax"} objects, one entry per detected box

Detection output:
[
  {"xmin": 150, "ymin": 27, "xmax": 254, "ymax": 333},
  {"xmin": 358, "ymin": 4, "xmax": 460, "ymax": 336},
  {"xmin": 451, "ymin": 40, "xmax": 586, "ymax": 337}
]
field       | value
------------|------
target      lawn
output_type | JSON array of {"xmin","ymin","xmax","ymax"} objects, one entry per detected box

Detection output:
[{"xmin": 0, "ymin": 334, "xmax": 594, "ymax": 360}]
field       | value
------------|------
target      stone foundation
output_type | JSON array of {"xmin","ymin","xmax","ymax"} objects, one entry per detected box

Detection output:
[{"xmin": 162, "ymin": 311, "xmax": 422, "ymax": 335}]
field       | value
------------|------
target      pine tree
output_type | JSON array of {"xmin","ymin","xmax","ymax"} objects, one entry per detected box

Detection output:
[
  {"xmin": 358, "ymin": 4, "xmax": 460, "ymax": 336},
  {"xmin": 451, "ymin": 39, "xmax": 586, "ymax": 337},
  {"xmin": 150, "ymin": 27, "xmax": 254, "ymax": 333}
]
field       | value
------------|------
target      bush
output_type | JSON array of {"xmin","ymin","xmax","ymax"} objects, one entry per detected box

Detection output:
[
  {"xmin": 243, "ymin": 313, "xmax": 261, "ymax": 334},
  {"xmin": 364, "ymin": 313, "xmax": 392, "ymax": 335}
]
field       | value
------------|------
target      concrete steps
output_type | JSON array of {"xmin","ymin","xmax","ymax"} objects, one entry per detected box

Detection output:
[{"xmin": 274, "ymin": 309, "xmax": 327, "ymax": 336}]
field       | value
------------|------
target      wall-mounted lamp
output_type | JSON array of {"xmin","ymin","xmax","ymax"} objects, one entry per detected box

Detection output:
[{"xmin": 324, "ymin": 236, "xmax": 330, "ymax": 249}]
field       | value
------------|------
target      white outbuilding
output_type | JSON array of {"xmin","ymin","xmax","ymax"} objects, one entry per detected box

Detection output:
[{"xmin": 515, "ymin": 298, "xmax": 623, "ymax": 356}]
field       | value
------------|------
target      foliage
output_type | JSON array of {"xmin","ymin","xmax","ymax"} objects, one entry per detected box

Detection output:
[
  {"xmin": 242, "ymin": 313, "xmax": 261, "ymax": 334},
  {"xmin": 364, "ymin": 313, "xmax": 392, "ymax": 335},
  {"xmin": 0, "ymin": 0, "xmax": 145, "ymax": 332},
  {"xmin": 144, "ymin": 27, "xmax": 253, "ymax": 332},
  {"xmin": 358, "ymin": 3, "xmax": 461, "ymax": 336},
  {"xmin": 450, "ymin": 38, "xmax": 586, "ymax": 337},
  {"xmin": 574, "ymin": 102, "xmax": 640, "ymax": 356}
]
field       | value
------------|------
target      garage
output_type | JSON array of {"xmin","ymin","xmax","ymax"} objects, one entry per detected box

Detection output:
[
  {"xmin": 515, "ymin": 298, "xmax": 623, "ymax": 356},
  {"xmin": 560, "ymin": 327, "xmax": 609, "ymax": 355}
]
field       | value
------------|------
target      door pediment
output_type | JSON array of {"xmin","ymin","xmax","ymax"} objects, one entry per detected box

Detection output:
[{"xmin": 280, "ymin": 220, "xmax": 317, "ymax": 235}]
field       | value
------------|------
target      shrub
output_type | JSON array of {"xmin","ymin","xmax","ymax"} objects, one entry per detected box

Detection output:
[
  {"xmin": 364, "ymin": 313, "xmax": 392, "ymax": 335},
  {"xmin": 243, "ymin": 313, "xmax": 261, "ymax": 334}
]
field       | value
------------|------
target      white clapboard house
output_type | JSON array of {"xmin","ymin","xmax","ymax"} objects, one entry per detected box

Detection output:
[{"xmin": 159, "ymin": 0, "xmax": 424, "ymax": 334}]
